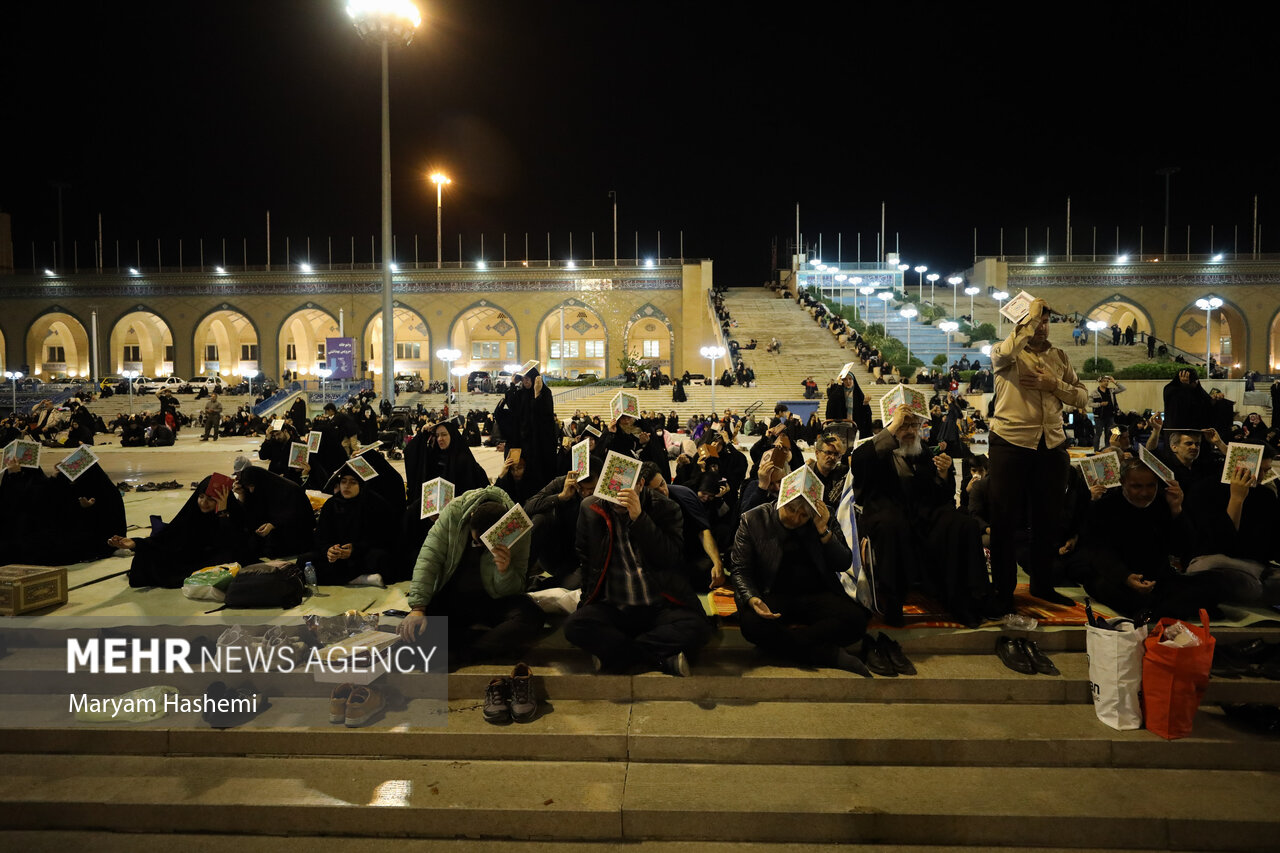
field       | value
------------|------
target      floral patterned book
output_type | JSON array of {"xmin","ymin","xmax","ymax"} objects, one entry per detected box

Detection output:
[
  {"xmin": 2, "ymin": 439, "xmax": 40, "ymax": 469},
  {"xmin": 306, "ymin": 431, "xmax": 322, "ymax": 454},
  {"xmin": 878, "ymin": 384, "xmax": 928, "ymax": 424},
  {"xmin": 777, "ymin": 464, "xmax": 822, "ymax": 513},
  {"xmin": 571, "ymin": 439, "xmax": 590, "ymax": 478},
  {"xmin": 1137, "ymin": 445, "xmax": 1176, "ymax": 486},
  {"xmin": 1221, "ymin": 442, "xmax": 1263, "ymax": 485},
  {"xmin": 420, "ymin": 477, "xmax": 455, "ymax": 520},
  {"xmin": 346, "ymin": 455, "xmax": 378, "ymax": 481},
  {"xmin": 288, "ymin": 442, "xmax": 309, "ymax": 469},
  {"xmin": 1073, "ymin": 450, "xmax": 1122, "ymax": 489},
  {"xmin": 610, "ymin": 390, "xmax": 639, "ymax": 422},
  {"xmin": 480, "ymin": 502, "xmax": 533, "ymax": 553},
  {"xmin": 55, "ymin": 445, "xmax": 100, "ymax": 482},
  {"xmin": 592, "ymin": 450, "xmax": 640, "ymax": 506}
]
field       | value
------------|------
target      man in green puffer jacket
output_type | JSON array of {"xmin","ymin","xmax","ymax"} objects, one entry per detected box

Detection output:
[{"xmin": 397, "ymin": 485, "xmax": 544, "ymax": 667}]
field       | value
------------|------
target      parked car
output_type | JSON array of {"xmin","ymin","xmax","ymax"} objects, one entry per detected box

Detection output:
[
  {"xmin": 190, "ymin": 377, "xmax": 226, "ymax": 395},
  {"xmin": 394, "ymin": 373, "xmax": 424, "ymax": 393},
  {"xmin": 466, "ymin": 370, "xmax": 491, "ymax": 392},
  {"xmin": 141, "ymin": 376, "xmax": 190, "ymax": 394}
]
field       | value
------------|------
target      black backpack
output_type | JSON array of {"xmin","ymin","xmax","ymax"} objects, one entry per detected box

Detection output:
[{"xmin": 223, "ymin": 563, "xmax": 306, "ymax": 609}]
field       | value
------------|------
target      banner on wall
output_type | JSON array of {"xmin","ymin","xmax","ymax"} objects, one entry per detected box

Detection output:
[{"xmin": 326, "ymin": 337, "xmax": 356, "ymax": 379}]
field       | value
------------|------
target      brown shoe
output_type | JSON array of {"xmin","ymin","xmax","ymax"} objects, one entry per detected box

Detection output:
[
  {"xmin": 344, "ymin": 685, "xmax": 385, "ymax": 727},
  {"xmin": 328, "ymin": 683, "xmax": 355, "ymax": 724},
  {"xmin": 509, "ymin": 662, "xmax": 537, "ymax": 723}
]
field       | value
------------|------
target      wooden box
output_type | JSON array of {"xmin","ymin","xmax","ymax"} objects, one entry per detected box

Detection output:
[{"xmin": 0, "ymin": 565, "xmax": 68, "ymax": 616}]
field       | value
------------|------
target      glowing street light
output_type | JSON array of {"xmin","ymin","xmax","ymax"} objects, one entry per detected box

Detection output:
[
  {"xmin": 926, "ymin": 272, "xmax": 940, "ymax": 305},
  {"xmin": 877, "ymin": 290, "xmax": 893, "ymax": 326},
  {"xmin": 4, "ymin": 371, "xmax": 22, "ymax": 414},
  {"xmin": 914, "ymin": 265, "xmax": 928, "ymax": 301},
  {"xmin": 964, "ymin": 285, "xmax": 980, "ymax": 321},
  {"xmin": 1086, "ymin": 319, "xmax": 1108, "ymax": 368},
  {"xmin": 948, "ymin": 275, "xmax": 964, "ymax": 313},
  {"xmin": 348, "ymin": 0, "xmax": 423, "ymax": 409},
  {"xmin": 121, "ymin": 369, "xmax": 140, "ymax": 414},
  {"xmin": 316, "ymin": 367, "xmax": 333, "ymax": 400},
  {"xmin": 243, "ymin": 368, "xmax": 259, "ymax": 400},
  {"xmin": 700, "ymin": 345, "xmax": 726, "ymax": 413},
  {"xmin": 992, "ymin": 290, "xmax": 1010, "ymax": 336},
  {"xmin": 430, "ymin": 172, "xmax": 450, "ymax": 269},
  {"xmin": 939, "ymin": 320, "xmax": 960, "ymax": 364},
  {"xmin": 435, "ymin": 347, "xmax": 461, "ymax": 395},
  {"xmin": 900, "ymin": 306, "xmax": 918, "ymax": 364},
  {"xmin": 1194, "ymin": 295, "xmax": 1224, "ymax": 375}
]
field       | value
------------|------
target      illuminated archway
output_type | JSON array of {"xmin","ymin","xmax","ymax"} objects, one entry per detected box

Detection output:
[
  {"xmin": 363, "ymin": 305, "xmax": 431, "ymax": 379},
  {"xmin": 278, "ymin": 305, "xmax": 341, "ymax": 379},
  {"xmin": 448, "ymin": 301, "xmax": 519, "ymax": 372},
  {"xmin": 537, "ymin": 299, "xmax": 607, "ymax": 379},
  {"xmin": 193, "ymin": 306, "xmax": 259, "ymax": 379},
  {"xmin": 623, "ymin": 303, "xmax": 675, "ymax": 373},
  {"xmin": 1172, "ymin": 298, "xmax": 1248, "ymax": 373},
  {"xmin": 108, "ymin": 309, "xmax": 173, "ymax": 377},
  {"xmin": 26, "ymin": 310, "xmax": 91, "ymax": 378},
  {"xmin": 1269, "ymin": 307, "xmax": 1280, "ymax": 372},
  {"xmin": 1083, "ymin": 297, "xmax": 1154, "ymax": 338}
]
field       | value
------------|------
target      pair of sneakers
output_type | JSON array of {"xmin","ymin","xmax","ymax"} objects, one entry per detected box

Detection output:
[
  {"xmin": 329, "ymin": 683, "xmax": 386, "ymax": 727},
  {"xmin": 484, "ymin": 662, "xmax": 537, "ymax": 724}
]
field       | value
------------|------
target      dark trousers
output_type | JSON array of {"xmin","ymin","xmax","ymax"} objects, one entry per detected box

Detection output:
[
  {"xmin": 988, "ymin": 432, "xmax": 1069, "ymax": 606},
  {"xmin": 738, "ymin": 591, "xmax": 869, "ymax": 667},
  {"xmin": 426, "ymin": 575, "xmax": 544, "ymax": 665},
  {"xmin": 564, "ymin": 601, "xmax": 710, "ymax": 669},
  {"xmin": 1093, "ymin": 413, "xmax": 1115, "ymax": 450}
]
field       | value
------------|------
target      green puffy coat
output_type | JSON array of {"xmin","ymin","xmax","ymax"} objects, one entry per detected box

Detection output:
[{"xmin": 408, "ymin": 485, "xmax": 530, "ymax": 608}]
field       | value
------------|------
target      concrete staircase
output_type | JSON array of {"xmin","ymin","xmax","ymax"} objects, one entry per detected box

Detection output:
[{"xmin": 1, "ymin": 625, "xmax": 1279, "ymax": 849}]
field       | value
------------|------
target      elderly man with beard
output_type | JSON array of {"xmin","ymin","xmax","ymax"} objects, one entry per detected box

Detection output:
[
  {"xmin": 1081, "ymin": 459, "xmax": 1219, "ymax": 619},
  {"xmin": 850, "ymin": 406, "xmax": 991, "ymax": 627},
  {"xmin": 988, "ymin": 298, "xmax": 1089, "ymax": 612}
]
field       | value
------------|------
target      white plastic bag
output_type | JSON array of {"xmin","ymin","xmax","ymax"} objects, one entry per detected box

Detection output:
[{"xmin": 1086, "ymin": 617, "xmax": 1148, "ymax": 731}]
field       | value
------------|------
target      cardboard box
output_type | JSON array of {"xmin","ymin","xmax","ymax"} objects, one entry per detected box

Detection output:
[{"xmin": 0, "ymin": 565, "xmax": 68, "ymax": 616}]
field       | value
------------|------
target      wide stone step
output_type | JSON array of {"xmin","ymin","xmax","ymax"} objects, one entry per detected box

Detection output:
[{"xmin": 3, "ymin": 755, "xmax": 1276, "ymax": 849}]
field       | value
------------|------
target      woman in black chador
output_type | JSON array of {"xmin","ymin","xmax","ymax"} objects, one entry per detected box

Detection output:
[
  {"xmin": 115, "ymin": 475, "xmax": 248, "ymax": 588},
  {"xmin": 234, "ymin": 465, "xmax": 316, "ymax": 559},
  {"xmin": 494, "ymin": 363, "xmax": 557, "ymax": 493},
  {"xmin": 302, "ymin": 463, "xmax": 394, "ymax": 586},
  {"xmin": 34, "ymin": 462, "xmax": 127, "ymax": 565},
  {"xmin": 403, "ymin": 420, "xmax": 489, "ymax": 502}
]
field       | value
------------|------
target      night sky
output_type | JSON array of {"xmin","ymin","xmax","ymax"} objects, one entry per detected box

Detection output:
[{"xmin": 4, "ymin": 2, "xmax": 1276, "ymax": 285}]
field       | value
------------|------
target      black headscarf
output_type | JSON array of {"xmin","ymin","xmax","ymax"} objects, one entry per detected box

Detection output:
[
  {"xmin": 36, "ymin": 463, "xmax": 126, "ymax": 564},
  {"xmin": 128, "ymin": 475, "xmax": 248, "ymax": 588},
  {"xmin": 404, "ymin": 419, "xmax": 489, "ymax": 500},
  {"xmin": 236, "ymin": 465, "xmax": 316, "ymax": 557}
]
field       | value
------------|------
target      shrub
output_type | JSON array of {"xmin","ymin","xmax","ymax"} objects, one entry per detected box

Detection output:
[
  {"xmin": 971, "ymin": 322, "xmax": 996, "ymax": 341},
  {"xmin": 1113, "ymin": 363, "xmax": 1207, "ymax": 381},
  {"xmin": 932, "ymin": 354, "xmax": 948, "ymax": 367},
  {"xmin": 1083, "ymin": 357, "xmax": 1115, "ymax": 375}
]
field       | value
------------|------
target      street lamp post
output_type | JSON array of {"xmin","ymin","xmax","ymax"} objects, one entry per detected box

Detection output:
[
  {"xmin": 1195, "ymin": 296, "xmax": 1224, "ymax": 376},
  {"xmin": 899, "ymin": 306, "xmax": 917, "ymax": 366},
  {"xmin": 700, "ymin": 345, "xmax": 725, "ymax": 415},
  {"xmin": 914, "ymin": 265, "xmax": 928, "ymax": 301},
  {"xmin": 348, "ymin": 0, "xmax": 423, "ymax": 411},
  {"xmin": 1086, "ymin": 319, "xmax": 1108, "ymax": 370},
  {"xmin": 316, "ymin": 367, "xmax": 333, "ymax": 403},
  {"xmin": 436, "ymin": 348, "xmax": 461, "ymax": 396},
  {"xmin": 927, "ymin": 272, "xmax": 940, "ymax": 305},
  {"xmin": 939, "ymin": 320, "xmax": 960, "ymax": 365},
  {"xmin": 121, "ymin": 369, "xmax": 139, "ymax": 414},
  {"xmin": 877, "ymin": 290, "xmax": 893, "ymax": 327},
  {"xmin": 897, "ymin": 263, "xmax": 909, "ymax": 297},
  {"xmin": 431, "ymin": 172, "xmax": 450, "ymax": 269},
  {"xmin": 964, "ymin": 286, "xmax": 980, "ymax": 322},
  {"xmin": 3, "ymin": 371, "xmax": 21, "ymax": 414},
  {"xmin": 859, "ymin": 285, "xmax": 874, "ymax": 321},
  {"xmin": 992, "ymin": 290, "xmax": 1010, "ymax": 336},
  {"xmin": 243, "ymin": 368, "xmax": 258, "ymax": 401},
  {"xmin": 948, "ymin": 275, "xmax": 964, "ymax": 314}
]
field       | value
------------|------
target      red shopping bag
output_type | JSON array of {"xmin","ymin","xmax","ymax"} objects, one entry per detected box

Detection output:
[{"xmin": 1141, "ymin": 609, "xmax": 1216, "ymax": 740}]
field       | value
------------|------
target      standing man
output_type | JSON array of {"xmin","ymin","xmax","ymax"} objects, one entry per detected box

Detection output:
[
  {"xmin": 1090, "ymin": 376, "xmax": 1126, "ymax": 451},
  {"xmin": 200, "ymin": 392, "xmax": 223, "ymax": 442},
  {"xmin": 988, "ymin": 298, "xmax": 1089, "ymax": 610}
]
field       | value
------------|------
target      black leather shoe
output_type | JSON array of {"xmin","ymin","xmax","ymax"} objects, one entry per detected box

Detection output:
[
  {"xmin": 1016, "ymin": 638, "xmax": 1059, "ymax": 676},
  {"xmin": 995, "ymin": 636, "xmax": 1034, "ymax": 675},
  {"xmin": 877, "ymin": 632, "xmax": 917, "ymax": 675},
  {"xmin": 860, "ymin": 636, "xmax": 897, "ymax": 677}
]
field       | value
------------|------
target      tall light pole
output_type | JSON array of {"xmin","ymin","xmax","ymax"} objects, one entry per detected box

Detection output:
[
  {"xmin": 858, "ymin": 285, "xmax": 874, "ymax": 321},
  {"xmin": 1086, "ymin": 319, "xmax": 1107, "ymax": 369},
  {"xmin": 1195, "ymin": 296, "xmax": 1223, "ymax": 375},
  {"xmin": 348, "ymin": 0, "xmax": 423, "ymax": 410},
  {"xmin": 436, "ymin": 347, "xmax": 461, "ymax": 396},
  {"xmin": 121, "ymin": 369, "xmax": 139, "ymax": 414},
  {"xmin": 700, "ymin": 345, "xmax": 725, "ymax": 415},
  {"xmin": 992, "ymin": 290, "xmax": 1009, "ymax": 336},
  {"xmin": 244, "ymin": 368, "xmax": 258, "ymax": 400},
  {"xmin": 878, "ymin": 290, "xmax": 893, "ymax": 327},
  {"xmin": 899, "ymin": 306, "xmax": 917, "ymax": 366},
  {"xmin": 4, "ymin": 371, "xmax": 21, "ymax": 414},
  {"xmin": 948, "ymin": 275, "xmax": 963, "ymax": 314},
  {"xmin": 927, "ymin": 272, "xmax": 940, "ymax": 305},
  {"xmin": 431, "ymin": 172, "xmax": 450, "ymax": 268},
  {"xmin": 317, "ymin": 367, "xmax": 333, "ymax": 402},
  {"xmin": 897, "ymin": 263, "xmax": 909, "ymax": 296},
  {"xmin": 939, "ymin": 320, "xmax": 959, "ymax": 365},
  {"xmin": 914, "ymin": 265, "xmax": 928, "ymax": 301},
  {"xmin": 964, "ymin": 285, "xmax": 980, "ymax": 321}
]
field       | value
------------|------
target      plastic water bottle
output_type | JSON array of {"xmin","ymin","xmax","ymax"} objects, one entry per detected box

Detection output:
[
  {"xmin": 1003, "ymin": 613, "xmax": 1038, "ymax": 631},
  {"xmin": 303, "ymin": 561, "xmax": 318, "ymax": 594}
]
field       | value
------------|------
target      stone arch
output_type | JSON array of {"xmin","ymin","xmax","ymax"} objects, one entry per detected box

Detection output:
[
  {"xmin": 1269, "ymin": 306, "xmax": 1280, "ymax": 372},
  {"xmin": 193, "ymin": 305, "xmax": 260, "ymax": 379},
  {"xmin": 362, "ymin": 304, "xmax": 432, "ymax": 379},
  {"xmin": 0, "ymin": 326, "xmax": 6, "ymax": 374},
  {"xmin": 448, "ymin": 300, "xmax": 520, "ymax": 372},
  {"xmin": 1171, "ymin": 296, "xmax": 1249, "ymax": 371},
  {"xmin": 107, "ymin": 307, "xmax": 174, "ymax": 377},
  {"xmin": 277, "ymin": 304, "xmax": 341, "ymax": 378},
  {"xmin": 1082, "ymin": 295, "xmax": 1155, "ymax": 338},
  {"xmin": 536, "ymin": 298, "xmax": 608, "ymax": 379},
  {"xmin": 27, "ymin": 308, "xmax": 91, "ymax": 379},
  {"xmin": 623, "ymin": 302, "xmax": 675, "ymax": 372}
]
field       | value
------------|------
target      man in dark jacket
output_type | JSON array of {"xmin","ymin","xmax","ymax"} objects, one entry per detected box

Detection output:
[
  {"xmin": 522, "ymin": 454, "xmax": 603, "ymax": 587},
  {"xmin": 563, "ymin": 473, "xmax": 710, "ymax": 675}
]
